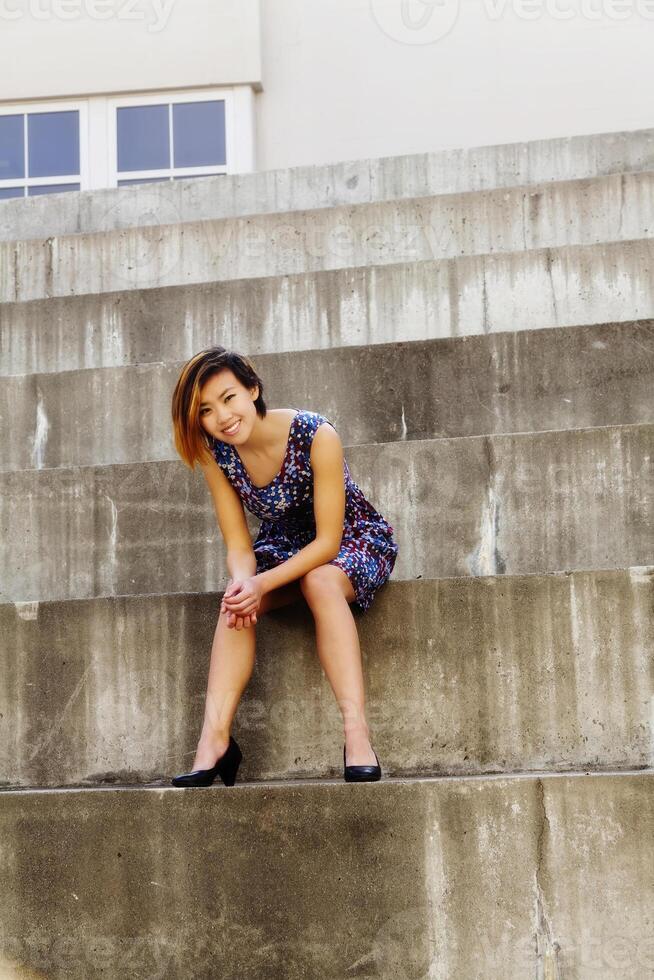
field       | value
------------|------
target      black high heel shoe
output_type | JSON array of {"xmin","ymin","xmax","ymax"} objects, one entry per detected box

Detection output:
[
  {"xmin": 343, "ymin": 744, "xmax": 382, "ymax": 782},
  {"xmin": 171, "ymin": 734, "xmax": 242, "ymax": 787}
]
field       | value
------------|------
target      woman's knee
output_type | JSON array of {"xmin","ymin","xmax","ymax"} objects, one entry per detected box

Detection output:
[{"xmin": 300, "ymin": 564, "xmax": 354, "ymax": 603}]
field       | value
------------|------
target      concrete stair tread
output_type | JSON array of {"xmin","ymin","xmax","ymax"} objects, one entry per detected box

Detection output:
[
  {"xmin": 3, "ymin": 170, "xmax": 654, "ymax": 303},
  {"xmin": 3, "ymin": 236, "xmax": 654, "ymax": 378},
  {"xmin": 2, "ymin": 566, "xmax": 652, "ymax": 788},
  {"xmin": 2, "ymin": 124, "xmax": 654, "ymax": 243},
  {"xmin": 3, "ymin": 317, "xmax": 654, "ymax": 475},
  {"xmin": 4, "ymin": 404, "xmax": 654, "ymax": 475},
  {"xmin": 2, "ymin": 765, "xmax": 653, "ymax": 794},
  {"xmin": 4, "ymin": 165, "xmax": 654, "ymax": 246},
  {"xmin": 0, "ymin": 770, "xmax": 651, "ymax": 979},
  {"xmin": 2, "ymin": 420, "xmax": 652, "ymax": 601}
]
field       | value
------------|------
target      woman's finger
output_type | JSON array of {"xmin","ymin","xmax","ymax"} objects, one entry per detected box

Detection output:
[
  {"xmin": 224, "ymin": 596, "xmax": 255, "ymax": 612},
  {"xmin": 223, "ymin": 588, "xmax": 249, "ymax": 603},
  {"xmin": 222, "ymin": 585, "xmax": 240, "ymax": 611},
  {"xmin": 223, "ymin": 605, "xmax": 258, "ymax": 627}
]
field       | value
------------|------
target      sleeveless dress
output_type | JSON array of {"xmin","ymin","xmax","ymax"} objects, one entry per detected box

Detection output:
[{"xmin": 210, "ymin": 409, "xmax": 399, "ymax": 612}]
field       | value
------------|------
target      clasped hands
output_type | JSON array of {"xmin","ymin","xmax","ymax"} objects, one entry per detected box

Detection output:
[{"xmin": 221, "ymin": 575, "xmax": 265, "ymax": 630}]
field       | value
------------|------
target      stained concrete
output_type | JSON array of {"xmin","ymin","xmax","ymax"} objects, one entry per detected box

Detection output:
[
  {"xmin": 3, "ymin": 238, "xmax": 654, "ymax": 378},
  {"xmin": 2, "ymin": 172, "xmax": 654, "ymax": 303},
  {"xmin": 0, "ymin": 773, "xmax": 652, "ymax": 979},
  {"xmin": 2, "ymin": 129, "xmax": 654, "ymax": 978},
  {"xmin": 1, "ymin": 422, "xmax": 652, "ymax": 602},
  {"xmin": 1, "ymin": 125, "xmax": 653, "ymax": 241},
  {"xmin": 3, "ymin": 319, "xmax": 654, "ymax": 472},
  {"xmin": 0, "ymin": 568, "xmax": 652, "ymax": 790}
]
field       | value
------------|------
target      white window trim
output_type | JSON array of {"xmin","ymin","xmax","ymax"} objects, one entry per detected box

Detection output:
[
  {"xmin": 0, "ymin": 85, "xmax": 255, "ymax": 196},
  {"xmin": 0, "ymin": 97, "xmax": 88, "ymax": 194}
]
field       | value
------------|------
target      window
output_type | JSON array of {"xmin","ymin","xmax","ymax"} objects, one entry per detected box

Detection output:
[
  {"xmin": 0, "ymin": 87, "xmax": 253, "ymax": 202},
  {"xmin": 114, "ymin": 96, "xmax": 228, "ymax": 187},
  {"xmin": 0, "ymin": 107, "xmax": 82, "ymax": 198}
]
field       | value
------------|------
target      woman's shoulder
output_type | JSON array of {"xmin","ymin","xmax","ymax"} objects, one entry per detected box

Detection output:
[
  {"xmin": 295, "ymin": 408, "xmax": 337, "ymax": 427},
  {"xmin": 292, "ymin": 410, "xmax": 340, "ymax": 445}
]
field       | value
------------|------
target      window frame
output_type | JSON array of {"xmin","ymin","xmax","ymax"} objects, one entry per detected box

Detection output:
[
  {"xmin": 0, "ymin": 97, "xmax": 88, "ymax": 198},
  {"xmin": 107, "ymin": 88, "xmax": 235, "ymax": 187},
  {"xmin": 0, "ymin": 85, "xmax": 254, "ymax": 200}
]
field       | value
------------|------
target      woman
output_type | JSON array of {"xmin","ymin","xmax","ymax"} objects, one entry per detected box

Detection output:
[{"xmin": 169, "ymin": 346, "xmax": 399, "ymax": 787}]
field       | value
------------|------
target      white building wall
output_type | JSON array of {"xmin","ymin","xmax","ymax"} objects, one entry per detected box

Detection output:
[
  {"xmin": 256, "ymin": 0, "xmax": 654, "ymax": 169},
  {"xmin": 0, "ymin": 0, "xmax": 262, "ymax": 99},
  {"xmin": 0, "ymin": 0, "xmax": 653, "ymax": 176}
]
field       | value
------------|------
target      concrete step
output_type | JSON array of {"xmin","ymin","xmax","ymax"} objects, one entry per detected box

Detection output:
[
  {"xmin": 3, "ymin": 320, "xmax": 654, "ymax": 473},
  {"xmin": 1, "ymin": 126, "xmax": 653, "ymax": 243},
  {"xmin": 1, "ymin": 568, "xmax": 651, "ymax": 790},
  {"xmin": 1, "ymin": 422, "xmax": 652, "ymax": 603},
  {"xmin": 0, "ymin": 771, "xmax": 651, "ymax": 978},
  {"xmin": 2, "ymin": 171, "xmax": 654, "ymax": 303},
  {"xmin": 4, "ymin": 235, "xmax": 654, "ymax": 380},
  {"xmin": 2, "ymin": 236, "xmax": 653, "ymax": 379}
]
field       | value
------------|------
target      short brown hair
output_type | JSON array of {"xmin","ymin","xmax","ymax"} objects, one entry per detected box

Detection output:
[{"xmin": 171, "ymin": 346, "xmax": 267, "ymax": 470}]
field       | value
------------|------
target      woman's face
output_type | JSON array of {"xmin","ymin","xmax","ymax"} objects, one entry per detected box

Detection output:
[{"xmin": 198, "ymin": 370, "xmax": 257, "ymax": 443}]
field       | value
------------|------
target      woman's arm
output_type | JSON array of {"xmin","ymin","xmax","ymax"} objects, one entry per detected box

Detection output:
[
  {"xmin": 257, "ymin": 423, "xmax": 345, "ymax": 593},
  {"xmin": 226, "ymin": 548, "xmax": 257, "ymax": 581},
  {"xmin": 223, "ymin": 424, "xmax": 346, "ymax": 611},
  {"xmin": 199, "ymin": 454, "xmax": 257, "ymax": 626}
]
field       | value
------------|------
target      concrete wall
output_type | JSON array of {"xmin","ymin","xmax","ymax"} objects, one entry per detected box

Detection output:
[{"xmin": 1, "ymin": 0, "xmax": 653, "ymax": 173}]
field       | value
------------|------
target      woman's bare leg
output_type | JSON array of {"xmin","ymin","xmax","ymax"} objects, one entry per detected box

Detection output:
[
  {"xmin": 300, "ymin": 566, "xmax": 377, "ymax": 767},
  {"xmin": 191, "ymin": 581, "xmax": 304, "ymax": 770}
]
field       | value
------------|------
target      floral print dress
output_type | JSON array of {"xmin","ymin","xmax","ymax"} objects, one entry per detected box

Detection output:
[{"xmin": 210, "ymin": 409, "xmax": 399, "ymax": 612}]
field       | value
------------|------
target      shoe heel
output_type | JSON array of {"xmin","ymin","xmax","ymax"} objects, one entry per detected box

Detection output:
[{"xmin": 217, "ymin": 736, "xmax": 242, "ymax": 786}]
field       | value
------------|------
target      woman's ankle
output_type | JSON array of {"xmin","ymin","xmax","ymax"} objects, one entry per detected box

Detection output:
[
  {"xmin": 199, "ymin": 727, "xmax": 230, "ymax": 745},
  {"xmin": 344, "ymin": 722, "xmax": 371, "ymax": 743}
]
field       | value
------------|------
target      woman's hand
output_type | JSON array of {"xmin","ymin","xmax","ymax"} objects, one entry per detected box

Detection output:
[{"xmin": 221, "ymin": 576, "xmax": 265, "ymax": 630}]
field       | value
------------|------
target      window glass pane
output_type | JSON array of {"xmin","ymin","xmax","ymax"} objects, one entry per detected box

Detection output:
[
  {"xmin": 0, "ymin": 115, "xmax": 25, "ymax": 180},
  {"xmin": 117, "ymin": 177, "xmax": 171, "ymax": 186},
  {"xmin": 0, "ymin": 186, "xmax": 24, "ymax": 199},
  {"xmin": 28, "ymin": 183, "xmax": 81, "ymax": 196},
  {"xmin": 28, "ymin": 111, "xmax": 79, "ymax": 178},
  {"xmin": 173, "ymin": 101, "xmax": 226, "ymax": 168},
  {"xmin": 117, "ymin": 105, "xmax": 169, "ymax": 172}
]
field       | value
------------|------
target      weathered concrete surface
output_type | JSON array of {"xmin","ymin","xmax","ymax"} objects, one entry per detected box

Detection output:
[
  {"xmin": 1, "ymin": 126, "xmax": 653, "ymax": 241},
  {"xmin": 3, "ymin": 237, "xmax": 654, "ymax": 378},
  {"xmin": 0, "ymin": 569, "xmax": 652, "ymax": 789},
  {"xmin": 3, "ymin": 319, "xmax": 654, "ymax": 472},
  {"xmin": 2, "ymin": 172, "xmax": 654, "ymax": 302},
  {"xmin": 1, "ymin": 423, "xmax": 651, "ymax": 603},
  {"xmin": 2, "ymin": 127, "xmax": 653, "ymax": 980},
  {"xmin": 0, "ymin": 773, "xmax": 651, "ymax": 979}
]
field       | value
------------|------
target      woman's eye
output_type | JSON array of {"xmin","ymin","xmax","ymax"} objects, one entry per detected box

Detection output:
[{"xmin": 200, "ymin": 394, "xmax": 233, "ymax": 415}]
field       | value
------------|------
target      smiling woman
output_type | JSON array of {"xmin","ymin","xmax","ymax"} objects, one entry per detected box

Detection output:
[
  {"xmin": 169, "ymin": 345, "xmax": 398, "ymax": 788},
  {"xmin": 171, "ymin": 345, "xmax": 268, "ymax": 472}
]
